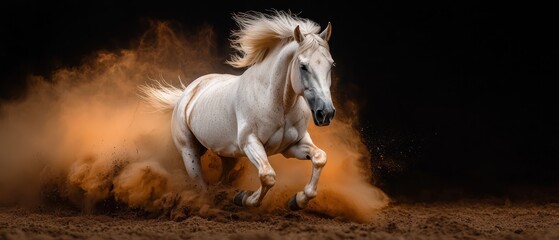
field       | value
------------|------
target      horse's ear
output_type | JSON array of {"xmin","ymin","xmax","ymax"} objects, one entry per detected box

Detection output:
[
  {"xmin": 319, "ymin": 22, "xmax": 332, "ymax": 42},
  {"xmin": 293, "ymin": 25, "xmax": 304, "ymax": 43}
]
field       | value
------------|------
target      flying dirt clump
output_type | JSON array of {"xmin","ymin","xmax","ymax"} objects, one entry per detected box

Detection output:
[{"xmin": 0, "ymin": 21, "xmax": 388, "ymax": 222}]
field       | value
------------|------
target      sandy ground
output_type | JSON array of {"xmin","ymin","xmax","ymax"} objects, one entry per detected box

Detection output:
[{"xmin": 2, "ymin": 199, "xmax": 559, "ymax": 240}]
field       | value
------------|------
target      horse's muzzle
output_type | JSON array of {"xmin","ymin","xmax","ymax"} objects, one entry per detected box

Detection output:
[
  {"xmin": 304, "ymin": 90, "xmax": 336, "ymax": 126},
  {"xmin": 312, "ymin": 106, "xmax": 335, "ymax": 126}
]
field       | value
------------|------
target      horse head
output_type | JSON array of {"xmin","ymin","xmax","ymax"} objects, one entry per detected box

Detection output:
[{"xmin": 291, "ymin": 22, "xmax": 336, "ymax": 126}]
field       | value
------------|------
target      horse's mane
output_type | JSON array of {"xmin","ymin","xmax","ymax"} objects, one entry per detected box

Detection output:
[{"xmin": 226, "ymin": 11, "xmax": 321, "ymax": 68}]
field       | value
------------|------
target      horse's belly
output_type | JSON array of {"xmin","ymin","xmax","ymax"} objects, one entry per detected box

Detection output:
[{"xmin": 190, "ymin": 117, "xmax": 240, "ymax": 157}]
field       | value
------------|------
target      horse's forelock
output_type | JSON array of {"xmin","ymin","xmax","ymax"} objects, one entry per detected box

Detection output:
[{"xmin": 295, "ymin": 34, "xmax": 329, "ymax": 58}]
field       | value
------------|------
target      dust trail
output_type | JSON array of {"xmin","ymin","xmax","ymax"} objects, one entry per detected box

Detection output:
[
  {"xmin": 0, "ymin": 22, "xmax": 216, "ymax": 218},
  {"xmin": 0, "ymin": 21, "xmax": 387, "ymax": 222}
]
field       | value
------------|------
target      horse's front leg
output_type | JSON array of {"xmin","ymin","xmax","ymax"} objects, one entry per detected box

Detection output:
[
  {"xmin": 234, "ymin": 134, "xmax": 276, "ymax": 207},
  {"xmin": 282, "ymin": 132, "xmax": 327, "ymax": 210}
]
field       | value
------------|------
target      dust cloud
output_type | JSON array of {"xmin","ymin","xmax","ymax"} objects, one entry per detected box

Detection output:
[{"xmin": 0, "ymin": 21, "xmax": 387, "ymax": 222}]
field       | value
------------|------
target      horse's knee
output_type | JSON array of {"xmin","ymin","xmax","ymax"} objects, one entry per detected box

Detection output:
[
  {"xmin": 260, "ymin": 172, "xmax": 276, "ymax": 187},
  {"xmin": 312, "ymin": 149, "xmax": 327, "ymax": 167}
]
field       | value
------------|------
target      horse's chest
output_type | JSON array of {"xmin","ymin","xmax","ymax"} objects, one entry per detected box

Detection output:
[{"xmin": 264, "ymin": 126, "xmax": 300, "ymax": 153}]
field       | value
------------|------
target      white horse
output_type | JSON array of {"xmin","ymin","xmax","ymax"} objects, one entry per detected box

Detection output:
[{"xmin": 141, "ymin": 11, "xmax": 336, "ymax": 210}]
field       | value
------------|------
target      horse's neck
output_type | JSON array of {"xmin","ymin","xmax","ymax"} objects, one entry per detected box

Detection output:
[{"xmin": 246, "ymin": 42, "xmax": 299, "ymax": 111}]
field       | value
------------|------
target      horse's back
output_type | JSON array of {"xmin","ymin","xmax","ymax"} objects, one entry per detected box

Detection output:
[{"xmin": 179, "ymin": 73, "xmax": 242, "ymax": 157}]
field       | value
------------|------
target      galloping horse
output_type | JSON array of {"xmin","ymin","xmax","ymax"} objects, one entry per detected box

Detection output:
[{"xmin": 141, "ymin": 11, "xmax": 336, "ymax": 210}]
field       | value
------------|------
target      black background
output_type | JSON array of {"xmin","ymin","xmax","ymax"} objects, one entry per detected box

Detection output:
[{"xmin": 1, "ymin": 1, "xmax": 557, "ymax": 201}]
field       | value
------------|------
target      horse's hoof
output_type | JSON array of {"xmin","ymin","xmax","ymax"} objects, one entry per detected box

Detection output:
[
  {"xmin": 234, "ymin": 191, "xmax": 250, "ymax": 207},
  {"xmin": 287, "ymin": 194, "xmax": 303, "ymax": 211}
]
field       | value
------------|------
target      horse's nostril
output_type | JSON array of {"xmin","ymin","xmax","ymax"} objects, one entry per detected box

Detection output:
[{"xmin": 316, "ymin": 109, "xmax": 325, "ymax": 120}]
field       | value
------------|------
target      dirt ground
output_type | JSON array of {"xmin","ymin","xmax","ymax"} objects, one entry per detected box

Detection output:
[{"xmin": 2, "ymin": 199, "xmax": 559, "ymax": 240}]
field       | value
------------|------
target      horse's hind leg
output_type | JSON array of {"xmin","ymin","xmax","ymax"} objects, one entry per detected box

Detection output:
[
  {"xmin": 178, "ymin": 141, "xmax": 207, "ymax": 190},
  {"xmin": 281, "ymin": 132, "xmax": 327, "ymax": 210},
  {"xmin": 219, "ymin": 157, "xmax": 241, "ymax": 185},
  {"xmin": 172, "ymin": 116, "xmax": 207, "ymax": 189}
]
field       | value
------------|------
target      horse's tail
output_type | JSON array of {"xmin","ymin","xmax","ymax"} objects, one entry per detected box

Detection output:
[{"xmin": 138, "ymin": 80, "xmax": 185, "ymax": 112}]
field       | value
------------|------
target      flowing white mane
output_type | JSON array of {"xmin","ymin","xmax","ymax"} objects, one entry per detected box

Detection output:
[{"xmin": 226, "ymin": 11, "xmax": 322, "ymax": 68}]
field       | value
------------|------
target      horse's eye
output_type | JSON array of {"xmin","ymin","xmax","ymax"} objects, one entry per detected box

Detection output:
[{"xmin": 300, "ymin": 64, "xmax": 308, "ymax": 71}]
